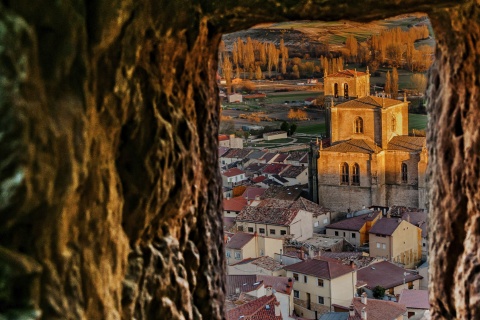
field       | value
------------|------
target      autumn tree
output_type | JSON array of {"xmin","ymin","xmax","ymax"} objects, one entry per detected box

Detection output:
[
  {"xmin": 255, "ymin": 65, "xmax": 263, "ymax": 80},
  {"xmin": 292, "ymin": 65, "xmax": 300, "ymax": 79},
  {"xmin": 411, "ymin": 73, "xmax": 427, "ymax": 94},
  {"xmin": 288, "ymin": 108, "xmax": 308, "ymax": 120},
  {"xmin": 385, "ymin": 71, "xmax": 391, "ymax": 97},
  {"xmin": 391, "ymin": 67, "xmax": 399, "ymax": 98},
  {"xmin": 222, "ymin": 55, "xmax": 233, "ymax": 94},
  {"xmin": 345, "ymin": 35, "xmax": 358, "ymax": 62}
]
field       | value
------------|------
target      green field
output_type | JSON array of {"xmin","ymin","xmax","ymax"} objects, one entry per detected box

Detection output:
[
  {"xmin": 266, "ymin": 93, "xmax": 320, "ymax": 104},
  {"xmin": 295, "ymin": 123, "xmax": 326, "ymax": 135},
  {"xmin": 408, "ymin": 114, "xmax": 428, "ymax": 132}
]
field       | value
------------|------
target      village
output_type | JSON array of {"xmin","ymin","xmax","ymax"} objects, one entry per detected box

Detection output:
[{"xmin": 219, "ymin": 67, "xmax": 430, "ymax": 320}]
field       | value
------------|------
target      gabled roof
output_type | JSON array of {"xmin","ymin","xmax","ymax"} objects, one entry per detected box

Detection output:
[
  {"xmin": 272, "ymin": 174, "xmax": 289, "ymax": 184},
  {"xmin": 231, "ymin": 256, "xmax": 285, "ymax": 272},
  {"xmin": 262, "ymin": 163, "xmax": 290, "ymax": 175},
  {"xmin": 387, "ymin": 136, "xmax": 426, "ymax": 151},
  {"xmin": 248, "ymin": 150, "xmax": 268, "ymax": 159},
  {"xmin": 225, "ymin": 274, "xmax": 293, "ymax": 296},
  {"xmin": 226, "ymin": 295, "xmax": 282, "ymax": 320},
  {"xmin": 284, "ymin": 257, "xmax": 355, "ymax": 279},
  {"xmin": 241, "ymin": 186, "xmax": 266, "ymax": 200},
  {"xmin": 262, "ymin": 152, "xmax": 280, "ymax": 163},
  {"xmin": 357, "ymin": 261, "xmax": 423, "ymax": 289},
  {"xmin": 222, "ymin": 167, "xmax": 246, "ymax": 177},
  {"xmin": 334, "ymin": 96, "xmax": 404, "ymax": 109},
  {"xmin": 226, "ymin": 232, "xmax": 255, "ymax": 249},
  {"xmin": 273, "ymin": 153, "xmax": 289, "ymax": 163},
  {"xmin": 252, "ymin": 176, "xmax": 267, "ymax": 183},
  {"xmin": 323, "ymin": 139, "xmax": 378, "ymax": 154},
  {"xmin": 286, "ymin": 151, "xmax": 308, "ymax": 162},
  {"xmin": 398, "ymin": 289, "xmax": 430, "ymax": 310},
  {"xmin": 236, "ymin": 206, "xmax": 300, "ymax": 226},
  {"xmin": 223, "ymin": 196, "xmax": 248, "ymax": 212},
  {"xmin": 326, "ymin": 69, "xmax": 368, "ymax": 78},
  {"xmin": 219, "ymin": 146, "xmax": 230, "ymax": 157},
  {"xmin": 223, "ymin": 148, "xmax": 254, "ymax": 159},
  {"xmin": 350, "ymin": 296, "xmax": 407, "ymax": 320},
  {"xmin": 262, "ymin": 185, "xmax": 304, "ymax": 201},
  {"xmin": 254, "ymin": 197, "xmax": 329, "ymax": 217},
  {"xmin": 369, "ymin": 218, "xmax": 403, "ymax": 236},
  {"xmin": 244, "ymin": 163, "xmax": 268, "ymax": 172},
  {"xmin": 280, "ymin": 165, "xmax": 307, "ymax": 178},
  {"xmin": 402, "ymin": 211, "xmax": 428, "ymax": 237},
  {"xmin": 219, "ymin": 134, "xmax": 230, "ymax": 141},
  {"xmin": 326, "ymin": 211, "xmax": 380, "ymax": 232}
]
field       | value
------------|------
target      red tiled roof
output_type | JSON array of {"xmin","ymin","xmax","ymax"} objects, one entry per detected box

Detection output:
[
  {"xmin": 273, "ymin": 153, "xmax": 289, "ymax": 163},
  {"xmin": 324, "ymin": 139, "xmax": 378, "ymax": 154},
  {"xmin": 232, "ymin": 256, "xmax": 285, "ymax": 272},
  {"xmin": 326, "ymin": 211, "xmax": 380, "ymax": 232},
  {"xmin": 219, "ymin": 146, "xmax": 230, "ymax": 157},
  {"xmin": 241, "ymin": 187, "xmax": 266, "ymax": 200},
  {"xmin": 262, "ymin": 152, "xmax": 280, "ymax": 163},
  {"xmin": 262, "ymin": 163, "xmax": 290, "ymax": 175},
  {"xmin": 335, "ymin": 96, "xmax": 403, "ymax": 109},
  {"xmin": 224, "ymin": 197, "xmax": 248, "ymax": 212},
  {"xmin": 387, "ymin": 136, "xmax": 426, "ymax": 151},
  {"xmin": 262, "ymin": 185, "xmax": 304, "ymax": 201},
  {"xmin": 226, "ymin": 232, "xmax": 255, "ymax": 249},
  {"xmin": 252, "ymin": 176, "xmax": 267, "ymax": 183},
  {"xmin": 398, "ymin": 289, "xmax": 430, "ymax": 309},
  {"xmin": 368, "ymin": 218, "xmax": 402, "ymax": 236},
  {"xmin": 280, "ymin": 165, "xmax": 307, "ymax": 179},
  {"xmin": 219, "ymin": 134, "xmax": 230, "ymax": 141},
  {"xmin": 350, "ymin": 297, "xmax": 407, "ymax": 320},
  {"xmin": 327, "ymin": 69, "xmax": 367, "ymax": 78},
  {"xmin": 236, "ymin": 206, "xmax": 300, "ymax": 226},
  {"xmin": 227, "ymin": 295, "xmax": 282, "ymax": 320},
  {"xmin": 256, "ymin": 197, "xmax": 329, "ymax": 217},
  {"xmin": 284, "ymin": 257, "xmax": 355, "ymax": 279},
  {"xmin": 223, "ymin": 167, "xmax": 246, "ymax": 177},
  {"xmin": 225, "ymin": 274, "xmax": 293, "ymax": 296},
  {"xmin": 357, "ymin": 261, "xmax": 423, "ymax": 289}
]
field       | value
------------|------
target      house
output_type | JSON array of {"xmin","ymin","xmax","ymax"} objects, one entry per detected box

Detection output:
[
  {"xmin": 417, "ymin": 261, "xmax": 429, "ymax": 290},
  {"xmin": 244, "ymin": 162, "xmax": 269, "ymax": 177},
  {"xmin": 262, "ymin": 152, "xmax": 281, "ymax": 164},
  {"xmin": 226, "ymin": 275, "xmax": 294, "ymax": 320},
  {"xmin": 228, "ymin": 256, "xmax": 286, "ymax": 276},
  {"xmin": 272, "ymin": 153, "xmax": 289, "ymax": 163},
  {"xmin": 221, "ymin": 167, "xmax": 247, "ymax": 187},
  {"xmin": 263, "ymin": 131, "xmax": 288, "ymax": 141},
  {"xmin": 356, "ymin": 261, "xmax": 423, "ymax": 297},
  {"xmin": 369, "ymin": 218, "xmax": 422, "ymax": 268},
  {"xmin": 401, "ymin": 211, "xmax": 428, "ymax": 259},
  {"xmin": 219, "ymin": 134, "xmax": 243, "ymax": 149},
  {"xmin": 261, "ymin": 163, "xmax": 290, "ymax": 178},
  {"xmin": 223, "ymin": 196, "xmax": 248, "ymax": 217},
  {"xmin": 279, "ymin": 165, "xmax": 309, "ymax": 186},
  {"xmin": 398, "ymin": 289, "xmax": 430, "ymax": 319},
  {"xmin": 235, "ymin": 200, "xmax": 313, "ymax": 241},
  {"xmin": 325, "ymin": 211, "xmax": 381, "ymax": 247},
  {"xmin": 344, "ymin": 293, "xmax": 407, "ymax": 320},
  {"xmin": 284, "ymin": 257, "xmax": 357, "ymax": 319},
  {"xmin": 285, "ymin": 151, "xmax": 308, "ymax": 166},
  {"xmin": 241, "ymin": 186, "xmax": 266, "ymax": 201},
  {"xmin": 221, "ymin": 148, "xmax": 254, "ymax": 166},
  {"xmin": 228, "ymin": 93, "xmax": 243, "ymax": 103},
  {"xmin": 284, "ymin": 235, "xmax": 344, "ymax": 257},
  {"xmin": 226, "ymin": 294, "xmax": 282, "ymax": 320},
  {"xmin": 262, "ymin": 185, "xmax": 305, "ymax": 201},
  {"xmin": 225, "ymin": 232, "xmax": 284, "ymax": 265}
]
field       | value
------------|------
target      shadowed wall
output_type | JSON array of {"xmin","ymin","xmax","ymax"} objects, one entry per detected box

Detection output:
[{"xmin": 0, "ymin": 0, "xmax": 478, "ymax": 319}]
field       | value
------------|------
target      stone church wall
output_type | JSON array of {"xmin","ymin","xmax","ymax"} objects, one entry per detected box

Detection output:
[{"xmin": 331, "ymin": 108, "xmax": 378, "ymax": 144}]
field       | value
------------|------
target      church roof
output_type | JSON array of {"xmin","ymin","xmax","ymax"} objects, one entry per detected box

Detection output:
[
  {"xmin": 387, "ymin": 136, "xmax": 426, "ymax": 151},
  {"xmin": 334, "ymin": 96, "xmax": 403, "ymax": 109},
  {"xmin": 326, "ymin": 69, "xmax": 368, "ymax": 78},
  {"xmin": 323, "ymin": 139, "xmax": 378, "ymax": 154}
]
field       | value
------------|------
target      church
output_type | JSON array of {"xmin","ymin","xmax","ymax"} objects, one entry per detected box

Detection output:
[{"xmin": 316, "ymin": 69, "xmax": 428, "ymax": 212}]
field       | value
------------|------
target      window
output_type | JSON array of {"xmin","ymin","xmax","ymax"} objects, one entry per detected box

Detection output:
[
  {"xmin": 352, "ymin": 163, "xmax": 360, "ymax": 185},
  {"xmin": 352, "ymin": 233, "xmax": 356, "ymax": 238},
  {"xmin": 341, "ymin": 162, "xmax": 349, "ymax": 185},
  {"xmin": 335, "ymin": 231, "xmax": 339, "ymax": 236},
  {"xmin": 334, "ymin": 83, "xmax": 339, "ymax": 98},
  {"xmin": 354, "ymin": 117, "xmax": 364, "ymax": 133},
  {"xmin": 304, "ymin": 275, "xmax": 308, "ymax": 283},
  {"xmin": 318, "ymin": 296, "xmax": 325, "ymax": 304},
  {"xmin": 294, "ymin": 290, "xmax": 300, "ymax": 298},
  {"xmin": 269, "ymin": 229, "xmax": 276, "ymax": 235},
  {"xmin": 377, "ymin": 242, "xmax": 381, "ymax": 248},
  {"xmin": 402, "ymin": 163, "xmax": 408, "ymax": 183},
  {"xmin": 323, "ymin": 218, "xmax": 328, "ymax": 224},
  {"xmin": 343, "ymin": 232, "xmax": 346, "ymax": 237},
  {"xmin": 293, "ymin": 273, "xmax": 299, "ymax": 281},
  {"xmin": 391, "ymin": 115, "xmax": 397, "ymax": 131},
  {"xmin": 280, "ymin": 230, "xmax": 286, "ymax": 235},
  {"xmin": 259, "ymin": 228, "xmax": 265, "ymax": 234},
  {"xmin": 344, "ymin": 83, "xmax": 349, "ymax": 99},
  {"xmin": 248, "ymin": 227, "xmax": 254, "ymax": 233},
  {"xmin": 382, "ymin": 243, "xmax": 386, "ymax": 249},
  {"xmin": 238, "ymin": 226, "xmax": 244, "ymax": 232},
  {"xmin": 260, "ymin": 249, "xmax": 264, "ymax": 256},
  {"xmin": 314, "ymin": 222, "xmax": 319, "ymax": 227},
  {"xmin": 234, "ymin": 251, "xmax": 241, "ymax": 259},
  {"xmin": 226, "ymin": 251, "xmax": 231, "ymax": 258},
  {"xmin": 318, "ymin": 279, "xmax": 324, "ymax": 287}
]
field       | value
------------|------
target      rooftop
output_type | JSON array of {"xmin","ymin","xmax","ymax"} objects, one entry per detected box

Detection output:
[
  {"xmin": 232, "ymin": 256, "xmax": 285, "ymax": 272},
  {"xmin": 350, "ymin": 296, "xmax": 407, "ymax": 320},
  {"xmin": 226, "ymin": 233, "xmax": 255, "ymax": 249},
  {"xmin": 223, "ymin": 196, "xmax": 248, "ymax": 212},
  {"xmin": 280, "ymin": 165, "xmax": 307, "ymax": 178},
  {"xmin": 286, "ymin": 151, "xmax": 308, "ymax": 162},
  {"xmin": 222, "ymin": 167, "xmax": 246, "ymax": 177},
  {"xmin": 262, "ymin": 152, "xmax": 280, "ymax": 163},
  {"xmin": 226, "ymin": 294, "xmax": 282, "ymax": 320},
  {"xmin": 369, "ymin": 218, "xmax": 405, "ymax": 236},
  {"xmin": 326, "ymin": 211, "xmax": 380, "ymax": 231},
  {"xmin": 398, "ymin": 289, "xmax": 430, "ymax": 309},
  {"xmin": 387, "ymin": 136, "xmax": 426, "ymax": 152},
  {"xmin": 284, "ymin": 256, "xmax": 355, "ymax": 279},
  {"xmin": 219, "ymin": 146, "xmax": 230, "ymax": 157},
  {"xmin": 262, "ymin": 185, "xmax": 305, "ymax": 201},
  {"xmin": 262, "ymin": 163, "xmax": 290, "ymax": 175},
  {"xmin": 334, "ymin": 96, "xmax": 404, "ymax": 109},
  {"xmin": 223, "ymin": 148, "xmax": 254, "ymax": 159},
  {"xmin": 264, "ymin": 131, "xmax": 287, "ymax": 136},
  {"xmin": 241, "ymin": 186, "xmax": 266, "ymax": 200},
  {"xmin": 324, "ymin": 139, "xmax": 378, "ymax": 154},
  {"xmin": 236, "ymin": 205, "xmax": 299, "ymax": 226},
  {"xmin": 357, "ymin": 261, "xmax": 423, "ymax": 289},
  {"xmin": 273, "ymin": 153, "xmax": 289, "ymax": 163},
  {"xmin": 326, "ymin": 69, "xmax": 368, "ymax": 78}
]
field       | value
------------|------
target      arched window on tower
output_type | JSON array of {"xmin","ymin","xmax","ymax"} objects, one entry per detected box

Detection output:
[
  {"xmin": 401, "ymin": 163, "xmax": 408, "ymax": 183},
  {"xmin": 344, "ymin": 83, "xmax": 349, "ymax": 99},
  {"xmin": 334, "ymin": 83, "xmax": 339, "ymax": 98},
  {"xmin": 392, "ymin": 115, "xmax": 397, "ymax": 132},
  {"xmin": 352, "ymin": 163, "xmax": 360, "ymax": 185},
  {"xmin": 354, "ymin": 117, "xmax": 364, "ymax": 133},
  {"xmin": 341, "ymin": 163, "xmax": 349, "ymax": 185}
]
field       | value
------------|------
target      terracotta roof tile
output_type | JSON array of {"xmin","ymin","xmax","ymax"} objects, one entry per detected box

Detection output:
[
  {"xmin": 398, "ymin": 289, "xmax": 430, "ymax": 309},
  {"xmin": 368, "ymin": 218, "xmax": 402, "ymax": 236},
  {"xmin": 219, "ymin": 146, "xmax": 230, "ymax": 157},
  {"xmin": 387, "ymin": 136, "xmax": 426, "ymax": 151},
  {"xmin": 262, "ymin": 163, "xmax": 290, "ymax": 175},
  {"xmin": 226, "ymin": 233, "xmax": 255, "ymax": 249},
  {"xmin": 227, "ymin": 295, "xmax": 282, "ymax": 320},
  {"xmin": 223, "ymin": 148, "xmax": 255, "ymax": 159},
  {"xmin": 262, "ymin": 152, "xmax": 280, "ymax": 163},
  {"xmin": 236, "ymin": 206, "xmax": 299, "ymax": 226},
  {"xmin": 324, "ymin": 139, "xmax": 378, "ymax": 154},
  {"xmin": 334, "ymin": 96, "xmax": 403, "ymax": 109},
  {"xmin": 327, "ymin": 69, "xmax": 368, "ymax": 78},
  {"xmin": 219, "ymin": 134, "xmax": 230, "ymax": 141},
  {"xmin": 262, "ymin": 185, "xmax": 304, "ymax": 201},
  {"xmin": 280, "ymin": 165, "xmax": 308, "ymax": 178},
  {"xmin": 357, "ymin": 261, "xmax": 423, "ymax": 289},
  {"xmin": 252, "ymin": 176, "xmax": 267, "ymax": 183},
  {"xmin": 224, "ymin": 196, "xmax": 248, "ymax": 212},
  {"xmin": 241, "ymin": 187, "xmax": 267, "ymax": 200},
  {"xmin": 284, "ymin": 256, "xmax": 355, "ymax": 279},
  {"xmin": 350, "ymin": 296, "xmax": 407, "ymax": 320},
  {"xmin": 286, "ymin": 151, "xmax": 308, "ymax": 162},
  {"xmin": 326, "ymin": 211, "xmax": 380, "ymax": 231},
  {"xmin": 273, "ymin": 153, "xmax": 289, "ymax": 163},
  {"xmin": 223, "ymin": 167, "xmax": 246, "ymax": 177}
]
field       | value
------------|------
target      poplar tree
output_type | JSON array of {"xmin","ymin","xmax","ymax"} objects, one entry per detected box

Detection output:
[
  {"xmin": 385, "ymin": 71, "xmax": 391, "ymax": 97},
  {"xmin": 391, "ymin": 67, "xmax": 399, "ymax": 98}
]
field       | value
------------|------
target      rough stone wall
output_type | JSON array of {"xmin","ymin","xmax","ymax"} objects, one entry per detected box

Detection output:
[{"xmin": 0, "ymin": 0, "xmax": 478, "ymax": 319}]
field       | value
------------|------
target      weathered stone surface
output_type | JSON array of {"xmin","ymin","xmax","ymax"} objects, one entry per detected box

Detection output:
[{"xmin": 0, "ymin": 1, "xmax": 478, "ymax": 319}]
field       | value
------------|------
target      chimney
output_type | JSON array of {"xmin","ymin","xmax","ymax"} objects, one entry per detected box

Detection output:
[
  {"xmin": 350, "ymin": 260, "xmax": 356, "ymax": 269},
  {"xmin": 274, "ymin": 301, "xmax": 281, "ymax": 317},
  {"xmin": 266, "ymin": 286, "xmax": 273, "ymax": 296},
  {"xmin": 406, "ymin": 214, "xmax": 411, "ymax": 223},
  {"xmin": 349, "ymin": 305, "xmax": 355, "ymax": 317},
  {"xmin": 361, "ymin": 292, "xmax": 367, "ymax": 305},
  {"xmin": 397, "ymin": 218, "xmax": 402, "ymax": 223},
  {"xmin": 361, "ymin": 307, "xmax": 367, "ymax": 320}
]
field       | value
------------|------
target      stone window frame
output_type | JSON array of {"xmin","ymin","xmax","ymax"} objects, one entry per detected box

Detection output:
[
  {"xmin": 352, "ymin": 163, "xmax": 360, "ymax": 186},
  {"xmin": 344, "ymin": 83, "xmax": 349, "ymax": 99},
  {"xmin": 354, "ymin": 117, "xmax": 364, "ymax": 134},
  {"xmin": 401, "ymin": 163, "xmax": 408, "ymax": 183},
  {"xmin": 340, "ymin": 162, "xmax": 349, "ymax": 185}
]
